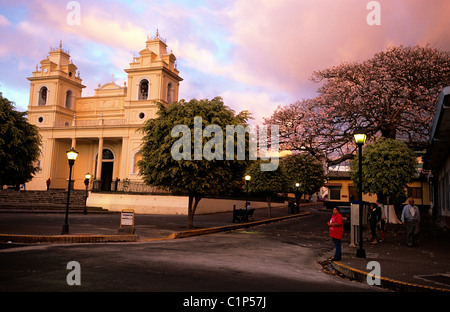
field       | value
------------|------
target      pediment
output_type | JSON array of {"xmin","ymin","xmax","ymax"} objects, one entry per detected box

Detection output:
[{"xmin": 98, "ymin": 82, "xmax": 122, "ymax": 90}]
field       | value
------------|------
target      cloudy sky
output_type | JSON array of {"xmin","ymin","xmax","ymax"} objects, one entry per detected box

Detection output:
[{"xmin": 1, "ymin": 0, "xmax": 450, "ymax": 124}]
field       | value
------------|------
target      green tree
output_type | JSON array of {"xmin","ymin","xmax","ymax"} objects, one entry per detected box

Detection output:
[
  {"xmin": 246, "ymin": 159, "xmax": 286, "ymax": 218},
  {"xmin": 350, "ymin": 138, "xmax": 417, "ymax": 204},
  {"xmin": 138, "ymin": 97, "xmax": 250, "ymax": 228},
  {"xmin": 281, "ymin": 154, "xmax": 325, "ymax": 208},
  {"xmin": 0, "ymin": 93, "xmax": 41, "ymax": 188}
]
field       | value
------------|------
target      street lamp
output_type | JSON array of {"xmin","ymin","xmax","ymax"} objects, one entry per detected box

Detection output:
[
  {"xmin": 83, "ymin": 172, "xmax": 91, "ymax": 215},
  {"xmin": 353, "ymin": 128, "xmax": 366, "ymax": 258},
  {"xmin": 61, "ymin": 147, "xmax": 78, "ymax": 235},
  {"xmin": 295, "ymin": 182, "xmax": 300, "ymax": 213},
  {"xmin": 245, "ymin": 175, "xmax": 251, "ymax": 208}
]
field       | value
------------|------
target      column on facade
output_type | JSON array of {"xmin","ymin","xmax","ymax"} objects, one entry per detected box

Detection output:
[
  {"xmin": 70, "ymin": 138, "xmax": 77, "ymax": 190},
  {"xmin": 94, "ymin": 137, "xmax": 103, "ymax": 190},
  {"xmin": 43, "ymin": 138, "xmax": 55, "ymax": 190},
  {"xmin": 120, "ymin": 137, "xmax": 128, "ymax": 179}
]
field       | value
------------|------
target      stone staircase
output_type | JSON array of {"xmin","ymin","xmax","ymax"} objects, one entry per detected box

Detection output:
[{"xmin": 0, "ymin": 189, "xmax": 109, "ymax": 213}]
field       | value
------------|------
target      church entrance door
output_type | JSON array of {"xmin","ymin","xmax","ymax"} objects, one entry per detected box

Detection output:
[{"xmin": 101, "ymin": 162, "xmax": 114, "ymax": 191}]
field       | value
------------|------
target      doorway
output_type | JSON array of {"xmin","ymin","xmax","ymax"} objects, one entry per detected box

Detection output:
[
  {"xmin": 101, "ymin": 162, "xmax": 114, "ymax": 191},
  {"xmin": 95, "ymin": 148, "xmax": 115, "ymax": 191}
]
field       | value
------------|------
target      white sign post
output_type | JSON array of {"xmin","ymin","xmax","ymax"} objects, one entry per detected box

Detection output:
[{"xmin": 119, "ymin": 209, "xmax": 135, "ymax": 234}]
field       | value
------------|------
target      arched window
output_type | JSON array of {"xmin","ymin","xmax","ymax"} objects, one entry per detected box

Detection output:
[
  {"xmin": 94, "ymin": 148, "xmax": 115, "ymax": 164},
  {"xmin": 132, "ymin": 151, "xmax": 143, "ymax": 174},
  {"xmin": 167, "ymin": 82, "xmax": 174, "ymax": 103},
  {"xmin": 38, "ymin": 86, "xmax": 48, "ymax": 106},
  {"xmin": 65, "ymin": 90, "xmax": 73, "ymax": 109},
  {"xmin": 102, "ymin": 149, "xmax": 115, "ymax": 160},
  {"xmin": 34, "ymin": 153, "xmax": 43, "ymax": 174},
  {"xmin": 139, "ymin": 79, "xmax": 149, "ymax": 100}
]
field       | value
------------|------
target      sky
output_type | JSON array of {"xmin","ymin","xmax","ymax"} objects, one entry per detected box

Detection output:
[{"xmin": 1, "ymin": 0, "xmax": 450, "ymax": 124}]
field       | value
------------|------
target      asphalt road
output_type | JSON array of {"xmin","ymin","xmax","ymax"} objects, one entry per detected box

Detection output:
[{"xmin": 0, "ymin": 207, "xmax": 382, "ymax": 297}]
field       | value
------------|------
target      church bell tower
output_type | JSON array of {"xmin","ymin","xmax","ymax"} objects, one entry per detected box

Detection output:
[
  {"xmin": 27, "ymin": 41, "xmax": 86, "ymax": 127},
  {"xmin": 125, "ymin": 30, "xmax": 183, "ymax": 107}
]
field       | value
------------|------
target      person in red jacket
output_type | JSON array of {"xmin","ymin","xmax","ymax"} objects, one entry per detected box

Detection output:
[{"xmin": 327, "ymin": 207, "xmax": 344, "ymax": 261}]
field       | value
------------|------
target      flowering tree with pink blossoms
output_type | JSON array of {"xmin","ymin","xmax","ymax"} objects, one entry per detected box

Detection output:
[{"xmin": 266, "ymin": 45, "xmax": 450, "ymax": 166}]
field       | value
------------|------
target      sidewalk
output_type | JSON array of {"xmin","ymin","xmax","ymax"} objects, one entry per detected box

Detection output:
[{"xmin": 330, "ymin": 213, "xmax": 450, "ymax": 292}]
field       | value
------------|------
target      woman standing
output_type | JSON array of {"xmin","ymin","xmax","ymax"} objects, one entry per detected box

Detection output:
[{"xmin": 327, "ymin": 207, "xmax": 344, "ymax": 261}]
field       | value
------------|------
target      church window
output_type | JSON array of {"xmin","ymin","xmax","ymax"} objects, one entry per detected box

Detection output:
[
  {"xmin": 132, "ymin": 151, "xmax": 143, "ymax": 174},
  {"xmin": 102, "ymin": 149, "xmax": 115, "ymax": 160},
  {"xmin": 65, "ymin": 90, "xmax": 73, "ymax": 109},
  {"xmin": 38, "ymin": 86, "xmax": 48, "ymax": 106},
  {"xmin": 139, "ymin": 79, "xmax": 149, "ymax": 100},
  {"xmin": 34, "ymin": 153, "xmax": 42, "ymax": 174},
  {"xmin": 167, "ymin": 82, "xmax": 174, "ymax": 103}
]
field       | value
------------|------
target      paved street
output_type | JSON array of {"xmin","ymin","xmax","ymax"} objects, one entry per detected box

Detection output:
[
  {"xmin": 0, "ymin": 230, "xmax": 379, "ymax": 292},
  {"xmin": 0, "ymin": 207, "xmax": 381, "ymax": 300}
]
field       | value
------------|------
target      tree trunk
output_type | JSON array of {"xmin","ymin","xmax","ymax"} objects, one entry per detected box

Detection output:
[
  {"xmin": 266, "ymin": 195, "xmax": 272, "ymax": 218},
  {"xmin": 187, "ymin": 194, "xmax": 202, "ymax": 229}
]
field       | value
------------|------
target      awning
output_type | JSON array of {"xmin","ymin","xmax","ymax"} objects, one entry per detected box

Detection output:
[{"xmin": 424, "ymin": 86, "xmax": 450, "ymax": 171}]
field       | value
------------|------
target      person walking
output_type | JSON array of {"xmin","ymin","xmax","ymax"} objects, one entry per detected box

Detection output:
[
  {"xmin": 376, "ymin": 199, "xmax": 386, "ymax": 242},
  {"xmin": 401, "ymin": 198, "xmax": 420, "ymax": 247},
  {"xmin": 327, "ymin": 207, "xmax": 344, "ymax": 261}
]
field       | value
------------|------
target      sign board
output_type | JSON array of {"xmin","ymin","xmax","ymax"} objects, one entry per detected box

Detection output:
[
  {"xmin": 120, "ymin": 209, "xmax": 135, "ymax": 228},
  {"xmin": 351, "ymin": 204, "xmax": 359, "ymax": 226}
]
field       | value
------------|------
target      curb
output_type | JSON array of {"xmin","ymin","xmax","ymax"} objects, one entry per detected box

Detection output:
[
  {"xmin": 331, "ymin": 260, "xmax": 450, "ymax": 292},
  {"xmin": 0, "ymin": 234, "xmax": 138, "ymax": 244},
  {"xmin": 170, "ymin": 211, "xmax": 311, "ymax": 239}
]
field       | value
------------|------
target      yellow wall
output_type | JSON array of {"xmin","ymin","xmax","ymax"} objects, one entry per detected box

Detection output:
[{"xmin": 325, "ymin": 179, "xmax": 431, "ymax": 206}]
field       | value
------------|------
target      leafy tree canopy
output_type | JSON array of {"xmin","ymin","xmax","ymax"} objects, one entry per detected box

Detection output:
[
  {"xmin": 350, "ymin": 138, "xmax": 417, "ymax": 203},
  {"xmin": 281, "ymin": 153, "xmax": 325, "ymax": 196},
  {"xmin": 245, "ymin": 159, "xmax": 286, "ymax": 217},
  {"xmin": 0, "ymin": 93, "xmax": 41, "ymax": 187},
  {"xmin": 138, "ymin": 97, "xmax": 250, "ymax": 228}
]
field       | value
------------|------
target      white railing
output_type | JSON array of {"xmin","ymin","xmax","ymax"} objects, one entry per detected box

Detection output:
[
  {"xmin": 91, "ymin": 179, "xmax": 171, "ymax": 195},
  {"xmin": 52, "ymin": 119, "xmax": 126, "ymax": 128}
]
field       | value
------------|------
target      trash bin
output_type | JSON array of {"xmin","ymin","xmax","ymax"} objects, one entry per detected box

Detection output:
[{"xmin": 288, "ymin": 201, "xmax": 296, "ymax": 214}]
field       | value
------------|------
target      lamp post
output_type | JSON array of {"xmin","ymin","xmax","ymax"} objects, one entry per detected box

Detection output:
[
  {"xmin": 354, "ymin": 128, "xmax": 366, "ymax": 258},
  {"xmin": 62, "ymin": 147, "xmax": 78, "ymax": 235},
  {"xmin": 295, "ymin": 182, "xmax": 300, "ymax": 213},
  {"xmin": 245, "ymin": 175, "xmax": 251, "ymax": 208},
  {"xmin": 83, "ymin": 172, "xmax": 91, "ymax": 215}
]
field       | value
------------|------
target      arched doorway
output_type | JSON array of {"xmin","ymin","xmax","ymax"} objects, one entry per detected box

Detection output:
[{"xmin": 95, "ymin": 148, "xmax": 114, "ymax": 191}]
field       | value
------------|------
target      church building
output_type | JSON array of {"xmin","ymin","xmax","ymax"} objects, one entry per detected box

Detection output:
[{"xmin": 25, "ymin": 33, "xmax": 183, "ymax": 191}]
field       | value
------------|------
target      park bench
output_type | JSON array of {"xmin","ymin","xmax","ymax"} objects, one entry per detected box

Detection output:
[{"xmin": 232, "ymin": 208, "xmax": 255, "ymax": 222}]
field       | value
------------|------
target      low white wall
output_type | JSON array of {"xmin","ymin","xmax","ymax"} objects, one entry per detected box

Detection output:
[
  {"xmin": 87, "ymin": 193, "xmax": 189, "ymax": 214},
  {"xmin": 87, "ymin": 192, "xmax": 286, "ymax": 215}
]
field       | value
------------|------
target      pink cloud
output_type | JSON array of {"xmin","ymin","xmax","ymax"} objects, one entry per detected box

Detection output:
[
  {"xmin": 1, "ymin": 0, "xmax": 450, "ymax": 118},
  {"xmin": 225, "ymin": 0, "xmax": 450, "ymax": 98}
]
